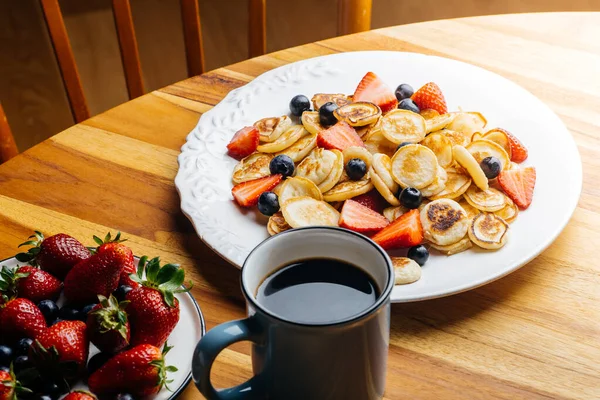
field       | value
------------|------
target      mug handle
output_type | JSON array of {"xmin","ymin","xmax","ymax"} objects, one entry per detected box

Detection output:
[{"xmin": 192, "ymin": 317, "xmax": 264, "ymax": 400}]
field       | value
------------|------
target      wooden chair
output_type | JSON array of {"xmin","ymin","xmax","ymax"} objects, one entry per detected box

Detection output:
[{"xmin": 0, "ymin": 0, "xmax": 372, "ymax": 163}]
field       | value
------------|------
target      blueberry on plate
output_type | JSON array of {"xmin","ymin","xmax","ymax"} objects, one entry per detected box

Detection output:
[
  {"xmin": 37, "ymin": 300, "xmax": 59, "ymax": 324},
  {"xmin": 0, "ymin": 345, "xmax": 13, "ymax": 367},
  {"xmin": 114, "ymin": 285, "xmax": 133, "ymax": 302},
  {"xmin": 398, "ymin": 98, "xmax": 420, "ymax": 114},
  {"xmin": 345, "ymin": 158, "xmax": 367, "ymax": 181},
  {"xmin": 395, "ymin": 83, "xmax": 414, "ymax": 101},
  {"xmin": 396, "ymin": 142, "xmax": 412, "ymax": 151},
  {"xmin": 480, "ymin": 156, "xmax": 502, "ymax": 179},
  {"xmin": 13, "ymin": 355, "xmax": 31, "ymax": 373},
  {"xmin": 319, "ymin": 102, "xmax": 339, "ymax": 126},
  {"xmin": 79, "ymin": 303, "xmax": 97, "ymax": 321},
  {"xmin": 39, "ymin": 379, "xmax": 62, "ymax": 399},
  {"xmin": 88, "ymin": 352, "xmax": 112, "ymax": 375},
  {"xmin": 14, "ymin": 338, "xmax": 33, "ymax": 357},
  {"xmin": 258, "ymin": 192, "xmax": 280, "ymax": 216},
  {"xmin": 58, "ymin": 306, "xmax": 80, "ymax": 321},
  {"xmin": 269, "ymin": 155, "xmax": 295, "ymax": 178},
  {"xmin": 38, "ymin": 396, "xmax": 53, "ymax": 400},
  {"xmin": 407, "ymin": 245, "xmax": 429, "ymax": 266},
  {"xmin": 289, "ymin": 95, "xmax": 311, "ymax": 117},
  {"xmin": 399, "ymin": 187, "xmax": 422, "ymax": 209}
]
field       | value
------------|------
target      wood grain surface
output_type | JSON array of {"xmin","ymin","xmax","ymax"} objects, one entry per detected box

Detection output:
[{"xmin": 0, "ymin": 12, "xmax": 598, "ymax": 400}]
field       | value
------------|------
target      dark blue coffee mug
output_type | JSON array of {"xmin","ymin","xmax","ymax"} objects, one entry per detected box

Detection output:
[{"xmin": 192, "ymin": 227, "xmax": 394, "ymax": 400}]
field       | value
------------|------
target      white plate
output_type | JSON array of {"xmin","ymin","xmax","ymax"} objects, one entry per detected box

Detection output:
[
  {"xmin": 1, "ymin": 256, "xmax": 205, "ymax": 399},
  {"xmin": 175, "ymin": 51, "xmax": 581, "ymax": 303}
]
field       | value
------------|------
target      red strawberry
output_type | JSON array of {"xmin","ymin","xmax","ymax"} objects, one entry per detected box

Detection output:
[
  {"xmin": 93, "ymin": 232, "xmax": 138, "ymax": 289},
  {"xmin": 62, "ymin": 391, "xmax": 97, "ymax": 400},
  {"xmin": 317, "ymin": 121, "xmax": 365, "ymax": 151},
  {"xmin": 227, "ymin": 126, "xmax": 259, "ymax": 160},
  {"xmin": 339, "ymin": 200, "xmax": 389, "ymax": 234},
  {"xmin": 232, "ymin": 174, "xmax": 282, "ymax": 207},
  {"xmin": 30, "ymin": 320, "xmax": 89, "ymax": 380},
  {"xmin": 0, "ymin": 366, "xmax": 31, "ymax": 400},
  {"xmin": 371, "ymin": 209, "xmax": 423, "ymax": 249},
  {"xmin": 411, "ymin": 82, "xmax": 448, "ymax": 114},
  {"xmin": 16, "ymin": 232, "xmax": 91, "ymax": 280},
  {"xmin": 88, "ymin": 343, "xmax": 176, "ymax": 396},
  {"xmin": 351, "ymin": 190, "xmax": 388, "ymax": 214},
  {"xmin": 0, "ymin": 265, "xmax": 62, "ymax": 303},
  {"xmin": 0, "ymin": 298, "xmax": 46, "ymax": 343},
  {"xmin": 353, "ymin": 72, "xmax": 398, "ymax": 113},
  {"xmin": 63, "ymin": 249, "xmax": 126, "ymax": 305},
  {"xmin": 504, "ymin": 130, "xmax": 528, "ymax": 163},
  {"xmin": 87, "ymin": 295, "xmax": 130, "ymax": 354},
  {"xmin": 126, "ymin": 257, "xmax": 191, "ymax": 348},
  {"xmin": 497, "ymin": 166, "xmax": 536, "ymax": 209}
]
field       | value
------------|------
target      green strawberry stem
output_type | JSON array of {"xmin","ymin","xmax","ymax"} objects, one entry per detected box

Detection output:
[
  {"xmin": 0, "ymin": 265, "xmax": 31, "ymax": 301},
  {"xmin": 92, "ymin": 295, "xmax": 130, "ymax": 340},
  {"xmin": 131, "ymin": 256, "xmax": 192, "ymax": 308},
  {"xmin": 15, "ymin": 231, "xmax": 44, "ymax": 265},
  {"xmin": 93, "ymin": 231, "xmax": 126, "ymax": 247},
  {"xmin": 149, "ymin": 342, "xmax": 178, "ymax": 392},
  {"xmin": 1, "ymin": 364, "xmax": 33, "ymax": 400}
]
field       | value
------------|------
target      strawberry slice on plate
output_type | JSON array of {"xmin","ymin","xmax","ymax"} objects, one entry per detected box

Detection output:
[
  {"xmin": 497, "ymin": 166, "xmax": 536, "ymax": 209},
  {"xmin": 232, "ymin": 174, "xmax": 282, "ymax": 207},
  {"xmin": 371, "ymin": 209, "xmax": 423, "ymax": 249},
  {"xmin": 353, "ymin": 72, "xmax": 398, "ymax": 113},
  {"xmin": 317, "ymin": 121, "xmax": 365, "ymax": 151},
  {"xmin": 351, "ymin": 190, "xmax": 388, "ymax": 214},
  {"xmin": 505, "ymin": 131, "xmax": 528, "ymax": 163},
  {"xmin": 411, "ymin": 82, "xmax": 447, "ymax": 114},
  {"xmin": 227, "ymin": 126, "xmax": 259, "ymax": 160},
  {"xmin": 339, "ymin": 200, "xmax": 389, "ymax": 234}
]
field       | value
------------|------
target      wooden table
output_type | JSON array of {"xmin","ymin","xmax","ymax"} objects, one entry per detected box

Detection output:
[{"xmin": 1, "ymin": 12, "xmax": 598, "ymax": 399}]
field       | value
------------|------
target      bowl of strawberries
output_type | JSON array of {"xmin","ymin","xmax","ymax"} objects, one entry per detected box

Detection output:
[{"xmin": 0, "ymin": 231, "xmax": 205, "ymax": 400}]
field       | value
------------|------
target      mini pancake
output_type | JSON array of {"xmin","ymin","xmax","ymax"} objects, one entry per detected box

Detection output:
[
  {"xmin": 281, "ymin": 196, "xmax": 340, "ymax": 228},
  {"xmin": 468, "ymin": 212, "xmax": 509, "ymax": 250},
  {"xmin": 392, "ymin": 257, "xmax": 422, "ymax": 285},
  {"xmin": 232, "ymin": 152, "xmax": 273, "ymax": 184},
  {"xmin": 420, "ymin": 199, "xmax": 469, "ymax": 246}
]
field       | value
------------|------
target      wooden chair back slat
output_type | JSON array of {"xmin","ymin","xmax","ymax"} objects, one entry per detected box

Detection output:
[
  {"xmin": 40, "ymin": 0, "xmax": 90, "ymax": 123},
  {"xmin": 112, "ymin": 0, "xmax": 145, "ymax": 99},
  {"xmin": 180, "ymin": 0, "xmax": 205, "ymax": 76},
  {"xmin": 0, "ymin": 104, "xmax": 19, "ymax": 163},
  {"xmin": 249, "ymin": 0, "xmax": 267, "ymax": 58},
  {"xmin": 337, "ymin": 0, "xmax": 373, "ymax": 35}
]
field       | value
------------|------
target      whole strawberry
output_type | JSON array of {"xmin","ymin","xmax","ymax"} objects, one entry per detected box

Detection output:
[
  {"xmin": 0, "ymin": 265, "xmax": 62, "ymax": 303},
  {"xmin": 63, "ymin": 248, "xmax": 126, "ymax": 305},
  {"xmin": 93, "ymin": 232, "xmax": 138, "ymax": 289},
  {"xmin": 0, "ymin": 297, "xmax": 46, "ymax": 343},
  {"xmin": 126, "ymin": 257, "xmax": 191, "ymax": 347},
  {"xmin": 62, "ymin": 390, "xmax": 97, "ymax": 400},
  {"xmin": 87, "ymin": 294, "xmax": 130, "ymax": 354},
  {"xmin": 16, "ymin": 232, "xmax": 91, "ymax": 279},
  {"xmin": 0, "ymin": 365, "xmax": 31, "ymax": 400},
  {"xmin": 88, "ymin": 343, "xmax": 177, "ymax": 396},
  {"xmin": 30, "ymin": 320, "xmax": 89, "ymax": 380}
]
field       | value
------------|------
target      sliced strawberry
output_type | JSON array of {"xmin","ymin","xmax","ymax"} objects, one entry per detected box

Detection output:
[
  {"xmin": 232, "ymin": 174, "xmax": 282, "ymax": 207},
  {"xmin": 339, "ymin": 200, "xmax": 389, "ymax": 234},
  {"xmin": 352, "ymin": 72, "xmax": 398, "ymax": 113},
  {"xmin": 227, "ymin": 126, "xmax": 259, "ymax": 160},
  {"xmin": 497, "ymin": 166, "xmax": 536, "ymax": 209},
  {"xmin": 371, "ymin": 209, "xmax": 423, "ymax": 249},
  {"xmin": 317, "ymin": 121, "xmax": 365, "ymax": 151},
  {"xmin": 351, "ymin": 190, "xmax": 388, "ymax": 214},
  {"xmin": 504, "ymin": 130, "xmax": 528, "ymax": 163},
  {"xmin": 411, "ymin": 82, "xmax": 447, "ymax": 114}
]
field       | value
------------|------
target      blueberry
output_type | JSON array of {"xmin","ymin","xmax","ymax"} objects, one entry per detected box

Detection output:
[
  {"xmin": 37, "ymin": 300, "xmax": 59, "ymax": 324},
  {"xmin": 88, "ymin": 352, "xmax": 112, "ymax": 375},
  {"xmin": 395, "ymin": 84, "xmax": 414, "ymax": 101},
  {"xmin": 289, "ymin": 95, "xmax": 311, "ymax": 117},
  {"xmin": 114, "ymin": 285, "xmax": 133, "ymax": 302},
  {"xmin": 257, "ymin": 192, "xmax": 280, "ymax": 217},
  {"xmin": 396, "ymin": 142, "xmax": 412, "ymax": 151},
  {"xmin": 407, "ymin": 245, "xmax": 429, "ymax": 266},
  {"xmin": 480, "ymin": 156, "xmax": 502, "ymax": 179},
  {"xmin": 398, "ymin": 98, "xmax": 420, "ymax": 114},
  {"xmin": 38, "ymin": 396, "xmax": 53, "ymax": 400},
  {"xmin": 269, "ymin": 155, "xmax": 295, "ymax": 178},
  {"xmin": 79, "ymin": 304, "xmax": 97, "ymax": 321},
  {"xmin": 58, "ymin": 306, "xmax": 79, "ymax": 321},
  {"xmin": 13, "ymin": 355, "xmax": 31, "ymax": 373},
  {"xmin": 399, "ymin": 187, "xmax": 422, "ymax": 209},
  {"xmin": 319, "ymin": 102, "xmax": 338, "ymax": 126},
  {"xmin": 115, "ymin": 394, "xmax": 136, "ymax": 400},
  {"xmin": 345, "ymin": 158, "xmax": 367, "ymax": 181},
  {"xmin": 39, "ymin": 380, "xmax": 61, "ymax": 399},
  {"xmin": 15, "ymin": 338, "xmax": 33, "ymax": 357},
  {"xmin": 0, "ymin": 345, "xmax": 13, "ymax": 367},
  {"xmin": 51, "ymin": 318, "xmax": 63, "ymax": 326}
]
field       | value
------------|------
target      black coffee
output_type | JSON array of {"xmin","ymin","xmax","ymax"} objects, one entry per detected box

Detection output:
[{"xmin": 256, "ymin": 258, "xmax": 379, "ymax": 324}]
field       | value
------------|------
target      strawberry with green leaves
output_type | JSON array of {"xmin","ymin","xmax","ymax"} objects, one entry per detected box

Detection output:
[
  {"xmin": 126, "ymin": 257, "xmax": 191, "ymax": 348},
  {"xmin": 87, "ymin": 295, "xmax": 130, "ymax": 354},
  {"xmin": 16, "ymin": 232, "xmax": 91, "ymax": 280},
  {"xmin": 0, "ymin": 365, "xmax": 31, "ymax": 400},
  {"xmin": 0, "ymin": 297, "xmax": 46, "ymax": 343},
  {"xmin": 92, "ymin": 232, "xmax": 138, "ymax": 289},
  {"xmin": 0, "ymin": 265, "xmax": 62, "ymax": 303},
  {"xmin": 88, "ymin": 343, "xmax": 177, "ymax": 396}
]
